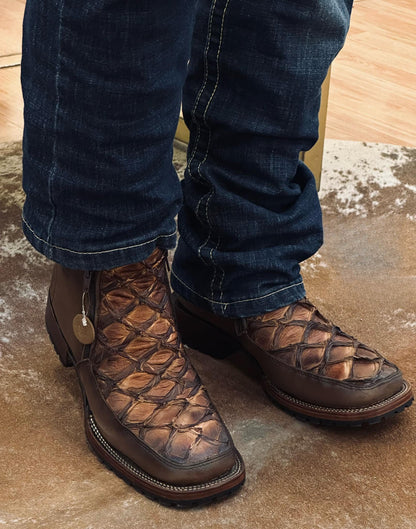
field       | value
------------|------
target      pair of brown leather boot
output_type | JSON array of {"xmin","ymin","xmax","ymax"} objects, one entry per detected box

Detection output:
[{"xmin": 46, "ymin": 248, "xmax": 413, "ymax": 506}]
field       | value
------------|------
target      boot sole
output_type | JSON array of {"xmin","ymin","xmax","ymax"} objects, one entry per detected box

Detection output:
[
  {"xmin": 45, "ymin": 294, "xmax": 245, "ymax": 506},
  {"xmin": 174, "ymin": 297, "xmax": 414, "ymax": 427},
  {"xmin": 264, "ymin": 377, "xmax": 413, "ymax": 427}
]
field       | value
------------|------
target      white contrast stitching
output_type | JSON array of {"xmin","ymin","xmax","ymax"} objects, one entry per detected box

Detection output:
[
  {"xmin": 195, "ymin": 0, "xmax": 232, "ymax": 298},
  {"xmin": 218, "ymin": 255, "xmax": 226, "ymax": 314},
  {"xmin": 171, "ymin": 267, "xmax": 304, "ymax": 307},
  {"xmin": 46, "ymin": 0, "xmax": 65, "ymax": 243},
  {"xmin": 187, "ymin": 0, "xmax": 217, "ymax": 177},
  {"xmin": 209, "ymin": 234, "xmax": 221, "ymax": 301},
  {"xmin": 196, "ymin": 188, "xmax": 214, "ymax": 266},
  {"xmin": 22, "ymin": 216, "xmax": 176, "ymax": 256},
  {"xmin": 190, "ymin": 0, "xmax": 219, "ymax": 266},
  {"xmin": 201, "ymin": 0, "xmax": 230, "ymax": 129}
]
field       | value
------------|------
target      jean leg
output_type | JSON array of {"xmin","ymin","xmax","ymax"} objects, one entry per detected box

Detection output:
[
  {"xmin": 21, "ymin": 0, "xmax": 196, "ymax": 269},
  {"xmin": 171, "ymin": 0, "xmax": 353, "ymax": 317}
]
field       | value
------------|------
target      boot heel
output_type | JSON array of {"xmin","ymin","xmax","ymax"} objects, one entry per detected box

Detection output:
[
  {"xmin": 45, "ymin": 294, "xmax": 74, "ymax": 367},
  {"xmin": 174, "ymin": 298, "xmax": 240, "ymax": 359}
]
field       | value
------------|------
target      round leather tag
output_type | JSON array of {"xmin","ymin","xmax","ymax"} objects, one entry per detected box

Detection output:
[{"xmin": 72, "ymin": 314, "xmax": 95, "ymax": 344}]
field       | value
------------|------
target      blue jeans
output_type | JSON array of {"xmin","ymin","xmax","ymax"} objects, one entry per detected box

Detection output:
[{"xmin": 21, "ymin": 0, "xmax": 353, "ymax": 317}]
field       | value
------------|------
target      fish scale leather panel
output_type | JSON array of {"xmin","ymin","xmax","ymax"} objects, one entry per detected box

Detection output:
[
  {"xmin": 91, "ymin": 249, "xmax": 231, "ymax": 464},
  {"xmin": 246, "ymin": 299, "xmax": 397, "ymax": 382}
]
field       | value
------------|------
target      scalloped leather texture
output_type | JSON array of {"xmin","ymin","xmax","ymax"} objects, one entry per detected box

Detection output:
[
  {"xmin": 246, "ymin": 299, "xmax": 398, "ymax": 383},
  {"xmin": 91, "ymin": 249, "xmax": 233, "ymax": 465}
]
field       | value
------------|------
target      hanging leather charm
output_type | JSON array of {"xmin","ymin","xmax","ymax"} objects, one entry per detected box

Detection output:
[
  {"xmin": 72, "ymin": 313, "xmax": 95, "ymax": 344},
  {"xmin": 72, "ymin": 271, "xmax": 95, "ymax": 345}
]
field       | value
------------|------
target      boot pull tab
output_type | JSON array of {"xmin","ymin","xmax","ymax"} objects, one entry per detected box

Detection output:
[{"xmin": 72, "ymin": 271, "xmax": 96, "ymax": 345}]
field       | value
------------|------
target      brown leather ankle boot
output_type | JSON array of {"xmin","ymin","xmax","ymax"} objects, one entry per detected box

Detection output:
[
  {"xmin": 45, "ymin": 248, "xmax": 245, "ymax": 506},
  {"xmin": 174, "ymin": 296, "xmax": 413, "ymax": 426}
]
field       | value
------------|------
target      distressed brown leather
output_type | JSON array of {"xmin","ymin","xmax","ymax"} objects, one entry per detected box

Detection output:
[
  {"xmin": 245, "ymin": 300, "xmax": 395, "ymax": 382},
  {"xmin": 176, "ymin": 296, "xmax": 409, "ymax": 412},
  {"xmin": 47, "ymin": 249, "xmax": 242, "ymax": 491},
  {"xmin": 92, "ymin": 251, "xmax": 232, "ymax": 465}
]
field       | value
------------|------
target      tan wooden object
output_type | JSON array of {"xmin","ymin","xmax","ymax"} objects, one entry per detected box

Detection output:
[
  {"xmin": 175, "ymin": 73, "xmax": 330, "ymax": 190},
  {"xmin": 300, "ymin": 72, "xmax": 331, "ymax": 190}
]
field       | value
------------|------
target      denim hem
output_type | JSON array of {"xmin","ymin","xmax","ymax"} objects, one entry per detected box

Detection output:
[
  {"xmin": 22, "ymin": 216, "xmax": 177, "ymax": 270},
  {"xmin": 170, "ymin": 267, "xmax": 306, "ymax": 318}
]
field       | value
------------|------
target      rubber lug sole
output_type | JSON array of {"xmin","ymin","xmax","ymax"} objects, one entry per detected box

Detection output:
[
  {"xmin": 85, "ymin": 409, "xmax": 245, "ymax": 508},
  {"xmin": 264, "ymin": 378, "xmax": 414, "ymax": 428}
]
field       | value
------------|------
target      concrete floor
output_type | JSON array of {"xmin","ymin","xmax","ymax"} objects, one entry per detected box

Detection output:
[{"xmin": 1, "ymin": 140, "xmax": 415, "ymax": 528}]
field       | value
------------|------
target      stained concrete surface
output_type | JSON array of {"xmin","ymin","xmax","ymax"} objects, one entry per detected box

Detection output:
[{"xmin": 0, "ymin": 140, "xmax": 415, "ymax": 528}]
